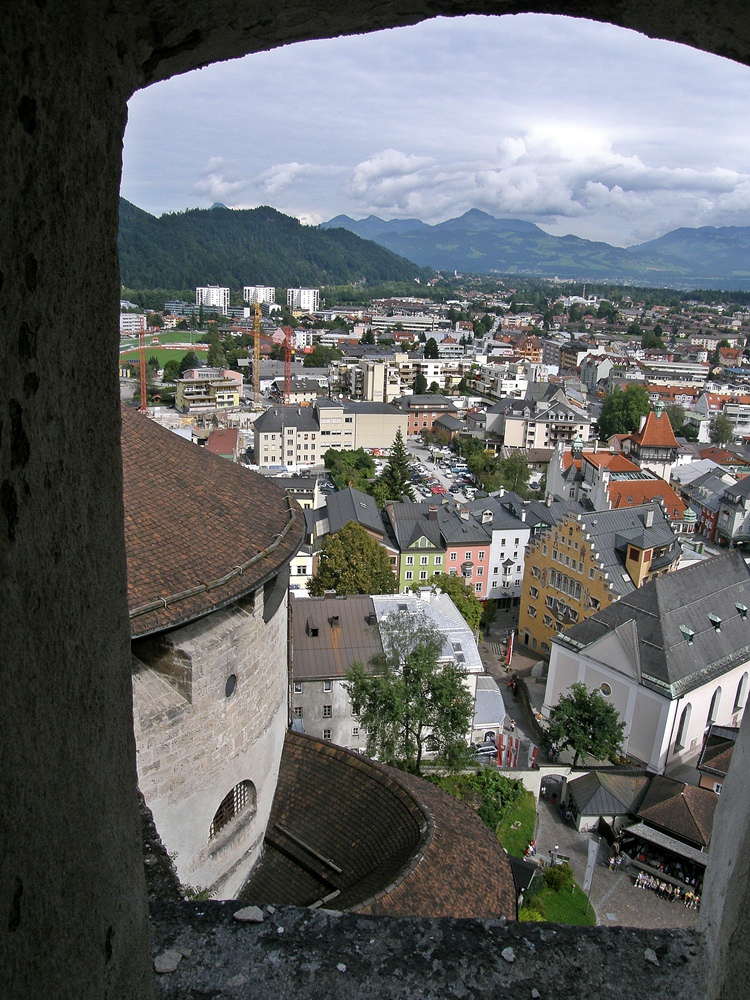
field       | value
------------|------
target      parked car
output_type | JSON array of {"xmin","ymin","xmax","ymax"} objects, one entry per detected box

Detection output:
[{"xmin": 470, "ymin": 742, "xmax": 499, "ymax": 763}]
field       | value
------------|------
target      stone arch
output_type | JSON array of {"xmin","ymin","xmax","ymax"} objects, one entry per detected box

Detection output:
[{"xmin": 6, "ymin": 4, "xmax": 750, "ymax": 1000}]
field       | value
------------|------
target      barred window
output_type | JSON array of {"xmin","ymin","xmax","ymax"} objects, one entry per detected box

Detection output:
[
  {"xmin": 323, "ymin": 729, "xmax": 332, "ymax": 740},
  {"xmin": 323, "ymin": 705, "xmax": 332, "ymax": 717},
  {"xmin": 294, "ymin": 706, "xmax": 303, "ymax": 718},
  {"xmin": 209, "ymin": 780, "xmax": 256, "ymax": 841}
]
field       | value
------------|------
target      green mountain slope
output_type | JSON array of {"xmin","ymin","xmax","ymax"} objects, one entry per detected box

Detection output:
[{"xmin": 118, "ymin": 200, "xmax": 426, "ymax": 288}]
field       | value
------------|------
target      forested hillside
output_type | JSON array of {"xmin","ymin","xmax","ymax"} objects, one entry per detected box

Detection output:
[{"xmin": 118, "ymin": 200, "xmax": 426, "ymax": 289}]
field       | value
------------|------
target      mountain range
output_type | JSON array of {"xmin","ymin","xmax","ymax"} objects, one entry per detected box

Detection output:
[
  {"xmin": 321, "ymin": 209, "xmax": 750, "ymax": 290},
  {"xmin": 118, "ymin": 199, "xmax": 426, "ymax": 290}
]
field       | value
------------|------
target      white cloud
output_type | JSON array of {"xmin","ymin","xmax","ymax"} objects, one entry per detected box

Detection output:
[
  {"xmin": 121, "ymin": 15, "xmax": 750, "ymax": 246},
  {"xmin": 192, "ymin": 159, "xmax": 250, "ymax": 203},
  {"xmin": 342, "ymin": 131, "xmax": 750, "ymax": 244},
  {"xmin": 258, "ymin": 161, "xmax": 346, "ymax": 196}
]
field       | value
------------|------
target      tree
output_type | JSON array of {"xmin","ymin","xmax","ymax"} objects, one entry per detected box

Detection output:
[
  {"xmin": 596, "ymin": 385, "xmax": 650, "ymax": 439},
  {"xmin": 308, "ymin": 522, "xmax": 396, "ymax": 597},
  {"xmin": 480, "ymin": 600, "xmax": 497, "ymax": 631},
  {"xmin": 162, "ymin": 359, "xmax": 181, "ymax": 382},
  {"xmin": 413, "ymin": 372, "xmax": 428, "ymax": 395},
  {"xmin": 304, "ymin": 345, "xmax": 342, "ymax": 368},
  {"xmin": 361, "ymin": 329, "xmax": 376, "ymax": 345},
  {"xmin": 499, "ymin": 452, "xmax": 530, "ymax": 495},
  {"xmin": 346, "ymin": 610, "xmax": 473, "ymax": 773},
  {"xmin": 410, "ymin": 572, "xmax": 482, "ymax": 632},
  {"xmin": 641, "ymin": 329, "xmax": 664, "ymax": 349},
  {"xmin": 546, "ymin": 683, "xmax": 625, "ymax": 768},
  {"xmin": 424, "ymin": 337, "xmax": 439, "ymax": 359},
  {"xmin": 207, "ymin": 334, "xmax": 226, "ymax": 368},
  {"xmin": 323, "ymin": 447, "xmax": 375, "ymax": 491},
  {"xmin": 178, "ymin": 350, "xmax": 200, "ymax": 376},
  {"xmin": 664, "ymin": 403, "xmax": 686, "ymax": 435},
  {"xmin": 710, "ymin": 413, "xmax": 734, "ymax": 446},
  {"xmin": 378, "ymin": 428, "xmax": 414, "ymax": 502},
  {"xmin": 428, "ymin": 381, "xmax": 441, "ymax": 394}
]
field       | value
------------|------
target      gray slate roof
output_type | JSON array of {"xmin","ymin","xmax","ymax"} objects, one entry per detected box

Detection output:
[
  {"xmin": 567, "ymin": 772, "xmax": 650, "ymax": 817},
  {"xmin": 254, "ymin": 406, "xmax": 319, "ymax": 433},
  {"xmin": 473, "ymin": 675, "xmax": 507, "ymax": 727},
  {"xmin": 554, "ymin": 550, "xmax": 750, "ymax": 699},
  {"xmin": 463, "ymin": 496, "xmax": 527, "ymax": 532},
  {"xmin": 326, "ymin": 487, "xmax": 384, "ymax": 536},
  {"xmin": 579, "ymin": 503, "xmax": 677, "ymax": 598}
]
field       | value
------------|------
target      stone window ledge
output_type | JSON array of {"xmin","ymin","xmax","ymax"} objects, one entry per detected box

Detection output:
[{"xmin": 150, "ymin": 901, "xmax": 702, "ymax": 999}]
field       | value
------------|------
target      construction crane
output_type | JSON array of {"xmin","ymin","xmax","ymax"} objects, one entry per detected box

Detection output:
[
  {"xmin": 138, "ymin": 327, "xmax": 148, "ymax": 413},
  {"xmin": 252, "ymin": 303, "xmax": 293, "ymax": 406}
]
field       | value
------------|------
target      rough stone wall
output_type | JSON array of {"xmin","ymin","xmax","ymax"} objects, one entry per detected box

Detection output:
[
  {"xmin": 133, "ymin": 593, "xmax": 289, "ymax": 898},
  {"xmin": 1, "ymin": 5, "xmax": 149, "ymax": 998},
  {"xmin": 5, "ymin": 2, "xmax": 750, "ymax": 998}
]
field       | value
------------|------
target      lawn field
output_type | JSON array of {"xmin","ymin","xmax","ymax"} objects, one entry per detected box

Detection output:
[
  {"xmin": 119, "ymin": 347, "xmax": 208, "ymax": 367},
  {"xmin": 532, "ymin": 882, "xmax": 596, "ymax": 926},
  {"xmin": 495, "ymin": 790, "xmax": 537, "ymax": 858}
]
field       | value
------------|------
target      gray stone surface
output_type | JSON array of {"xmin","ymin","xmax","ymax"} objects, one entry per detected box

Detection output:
[{"xmin": 150, "ymin": 901, "xmax": 702, "ymax": 999}]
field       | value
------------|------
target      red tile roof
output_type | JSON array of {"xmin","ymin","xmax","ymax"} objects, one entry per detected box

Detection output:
[
  {"xmin": 121, "ymin": 408, "xmax": 304, "ymax": 637},
  {"xmin": 637, "ymin": 776, "xmax": 717, "ymax": 848},
  {"xmin": 628, "ymin": 409, "xmax": 679, "ymax": 449},
  {"xmin": 206, "ymin": 427, "xmax": 239, "ymax": 456},
  {"xmin": 607, "ymin": 480, "xmax": 687, "ymax": 520},
  {"xmin": 240, "ymin": 732, "xmax": 516, "ymax": 919}
]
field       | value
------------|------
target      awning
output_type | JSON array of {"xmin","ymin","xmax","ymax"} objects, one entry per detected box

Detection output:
[{"xmin": 622, "ymin": 822, "xmax": 708, "ymax": 867}]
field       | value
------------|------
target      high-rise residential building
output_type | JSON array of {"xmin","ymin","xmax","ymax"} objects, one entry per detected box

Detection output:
[
  {"xmin": 287, "ymin": 287, "xmax": 320, "ymax": 313},
  {"xmin": 195, "ymin": 285, "xmax": 230, "ymax": 315},
  {"xmin": 243, "ymin": 285, "xmax": 276, "ymax": 305}
]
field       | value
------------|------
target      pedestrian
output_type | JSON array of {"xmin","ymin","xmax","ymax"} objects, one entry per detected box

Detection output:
[{"xmin": 510, "ymin": 719, "xmax": 516, "ymax": 733}]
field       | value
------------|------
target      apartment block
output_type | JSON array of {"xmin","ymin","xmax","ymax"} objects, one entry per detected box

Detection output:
[
  {"xmin": 287, "ymin": 287, "xmax": 320, "ymax": 313},
  {"xmin": 195, "ymin": 285, "xmax": 230, "ymax": 315}
]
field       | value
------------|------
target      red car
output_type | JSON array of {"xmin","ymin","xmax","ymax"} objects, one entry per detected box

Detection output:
[{"xmin": 430, "ymin": 485, "xmax": 447, "ymax": 495}]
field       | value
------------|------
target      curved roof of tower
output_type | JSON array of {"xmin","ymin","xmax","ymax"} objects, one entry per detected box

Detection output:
[
  {"xmin": 239, "ymin": 732, "xmax": 516, "ymax": 919},
  {"xmin": 121, "ymin": 408, "xmax": 305, "ymax": 637}
]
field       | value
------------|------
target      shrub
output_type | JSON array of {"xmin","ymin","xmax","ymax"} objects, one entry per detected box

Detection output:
[
  {"xmin": 518, "ymin": 906, "xmax": 545, "ymax": 922},
  {"xmin": 543, "ymin": 862, "xmax": 574, "ymax": 892},
  {"xmin": 524, "ymin": 892, "xmax": 547, "ymax": 919}
]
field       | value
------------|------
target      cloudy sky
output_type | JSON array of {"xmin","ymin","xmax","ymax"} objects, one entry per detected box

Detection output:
[{"xmin": 121, "ymin": 14, "xmax": 750, "ymax": 247}]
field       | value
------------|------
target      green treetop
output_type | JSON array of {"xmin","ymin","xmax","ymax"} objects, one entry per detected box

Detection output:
[
  {"xmin": 412, "ymin": 573, "xmax": 482, "ymax": 632},
  {"xmin": 377, "ymin": 428, "xmax": 415, "ymax": 503},
  {"xmin": 596, "ymin": 384, "xmax": 650, "ymax": 440},
  {"xmin": 347, "ymin": 610, "xmax": 473, "ymax": 773},
  {"xmin": 709, "ymin": 413, "xmax": 734, "ymax": 447},
  {"xmin": 546, "ymin": 683, "xmax": 626, "ymax": 768},
  {"xmin": 177, "ymin": 351, "xmax": 200, "ymax": 376},
  {"xmin": 308, "ymin": 521, "xmax": 397, "ymax": 597}
]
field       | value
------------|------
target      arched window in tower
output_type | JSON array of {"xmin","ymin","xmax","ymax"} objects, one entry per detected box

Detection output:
[
  {"xmin": 707, "ymin": 687, "xmax": 722, "ymax": 727},
  {"xmin": 674, "ymin": 703, "xmax": 692, "ymax": 752},
  {"xmin": 209, "ymin": 780, "xmax": 257, "ymax": 841}
]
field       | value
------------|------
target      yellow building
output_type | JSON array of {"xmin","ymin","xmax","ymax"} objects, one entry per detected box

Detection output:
[
  {"xmin": 175, "ymin": 376, "xmax": 240, "ymax": 413},
  {"xmin": 518, "ymin": 503, "xmax": 680, "ymax": 657}
]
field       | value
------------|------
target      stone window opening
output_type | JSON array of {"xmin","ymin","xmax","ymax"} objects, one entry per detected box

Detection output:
[{"xmin": 209, "ymin": 780, "xmax": 256, "ymax": 842}]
